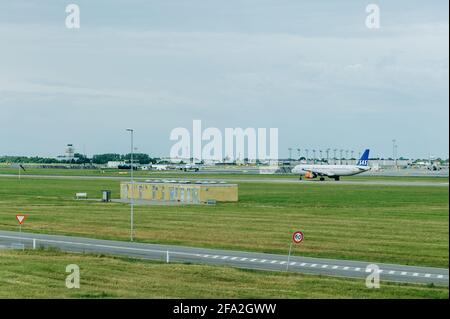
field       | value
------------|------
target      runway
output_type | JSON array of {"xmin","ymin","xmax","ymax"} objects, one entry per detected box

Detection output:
[
  {"xmin": 0, "ymin": 173, "xmax": 447, "ymax": 187},
  {"xmin": 0, "ymin": 230, "xmax": 448, "ymax": 286}
]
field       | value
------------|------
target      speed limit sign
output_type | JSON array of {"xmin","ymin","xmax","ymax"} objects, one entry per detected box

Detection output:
[{"xmin": 293, "ymin": 231, "xmax": 304, "ymax": 244}]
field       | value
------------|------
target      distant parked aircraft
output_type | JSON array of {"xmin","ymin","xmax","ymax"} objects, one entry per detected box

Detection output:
[
  {"xmin": 292, "ymin": 149, "xmax": 371, "ymax": 181},
  {"xmin": 151, "ymin": 164, "xmax": 169, "ymax": 171}
]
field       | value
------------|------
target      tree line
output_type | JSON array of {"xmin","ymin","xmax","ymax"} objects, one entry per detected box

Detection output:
[{"xmin": 0, "ymin": 154, "xmax": 161, "ymax": 165}]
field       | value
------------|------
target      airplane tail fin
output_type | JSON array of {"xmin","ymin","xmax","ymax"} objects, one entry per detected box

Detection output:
[{"xmin": 356, "ymin": 149, "xmax": 370, "ymax": 166}]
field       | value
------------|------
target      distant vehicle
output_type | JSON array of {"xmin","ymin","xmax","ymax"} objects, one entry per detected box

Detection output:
[
  {"xmin": 179, "ymin": 163, "xmax": 201, "ymax": 172},
  {"xmin": 292, "ymin": 149, "xmax": 371, "ymax": 181},
  {"xmin": 118, "ymin": 164, "xmax": 137, "ymax": 170}
]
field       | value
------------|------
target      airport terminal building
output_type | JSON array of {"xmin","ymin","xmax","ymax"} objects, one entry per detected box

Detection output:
[{"xmin": 120, "ymin": 180, "xmax": 238, "ymax": 204}]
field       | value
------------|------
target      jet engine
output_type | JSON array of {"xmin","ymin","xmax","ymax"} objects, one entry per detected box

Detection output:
[{"xmin": 304, "ymin": 171, "xmax": 316, "ymax": 179}]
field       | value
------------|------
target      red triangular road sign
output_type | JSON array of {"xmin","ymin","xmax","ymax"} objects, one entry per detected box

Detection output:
[{"xmin": 16, "ymin": 215, "xmax": 26, "ymax": 225}]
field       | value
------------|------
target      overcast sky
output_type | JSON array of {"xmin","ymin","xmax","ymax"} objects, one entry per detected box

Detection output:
[{"xmin": 0, "ymin": 0, "xmax": 448, "ymax": 159}]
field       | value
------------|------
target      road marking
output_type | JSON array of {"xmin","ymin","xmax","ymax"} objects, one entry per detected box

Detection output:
[
  {"xmin": 354, "ymin": 268, "xmax": 361, "ymax": 272},
  {"xmin": 250, "ymin": 259, "xmax": 257, "ymax": 262},
  {"xmin": 280, "ymin": 261, "xmax": 287, "ymax": 265},
  {"xmin": 389, "ymin": 271, "xmax": 396, "ymax": 275},
  {"xmin": 240, "ymin": 258, "xmax": 248, "ymax": 261},
  {"xmin": 0, "ymin": 234, "xmax": 448, "ymax": 286},
  {"xmin": 270, "ymin": 260, "xmax": 278, "ymax": 264},
  {"xmin": 290, "ymin": 262, "xmax": 296, "ymax": 266},
  {"xmin": 230, "ymin": 257, "xmax": 238, "ymax": 261},
  {"xmin": 322, "ymin": 265, "xmax": 328, "ymax": 269},
  {"xmin": 260, "ymin": 259, "xmax": 267, "ymax": 263},
  {"xmin": 300, "ymin": 263, "xmax": 307, "ymax": 267}
]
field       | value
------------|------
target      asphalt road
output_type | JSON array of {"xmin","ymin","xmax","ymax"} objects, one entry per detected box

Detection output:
[
  {"xmin": 0, "ymin": 230, "xmax": 447, "ymax": 286},
  {"xmin": 0, "ymin": 173, "xmax": 448, "ymax": 187}
]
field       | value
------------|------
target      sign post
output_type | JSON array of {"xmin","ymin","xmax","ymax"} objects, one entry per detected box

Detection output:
[
  {"xmin": 15, "ymin": 215, "xmax": 26, "ymax": 247},
  {"xmin": 287, "ymin": 231, "xmax": 304, "ymax": 271}
]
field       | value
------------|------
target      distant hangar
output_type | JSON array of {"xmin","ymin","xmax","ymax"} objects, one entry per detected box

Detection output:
[{"xmin": 120, "ymin": 180, "xmax": 238, "ymax": 204}]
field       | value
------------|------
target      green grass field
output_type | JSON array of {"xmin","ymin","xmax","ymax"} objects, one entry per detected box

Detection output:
[
  {"xmin": 0, "ymin": 176, "xmax": 448, "ymax": 268},
  {"xmin": 0, "ymin": 249, "xmax": 447, "ymax": 299}
]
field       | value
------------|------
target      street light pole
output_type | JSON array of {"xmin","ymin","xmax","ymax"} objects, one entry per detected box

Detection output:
[
  {"xmin": 126, "ymin": 129, "xmax": 134, "ymax": 242},
  {"xmin": 392, "ymin": 139, "xmax": 397, "ymax": 169}
]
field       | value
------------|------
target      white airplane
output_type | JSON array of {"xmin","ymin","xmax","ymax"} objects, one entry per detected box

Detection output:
[
  {"xmin": 151, "ymin": 164, "xmax": 169, "ymax": 171},
  {"xmin": 292, "ymin": 149, "xmax": 371, "ymax": 181}
]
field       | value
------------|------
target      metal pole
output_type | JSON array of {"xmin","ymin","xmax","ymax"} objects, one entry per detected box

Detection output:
[
  {"xmin": 131, "ymin": 130, "xmax": 134, "ymax": 242},
  {"xmin": 127, "ymin": 129, "xmax": 135, "ymax": 242},
  {"xmin": 287, "ymin": 243, "xmax": 293, "ymax": 271},
  {"xmin": 392, "ymin": 139, "xmax": 397, "ymax": 169}
]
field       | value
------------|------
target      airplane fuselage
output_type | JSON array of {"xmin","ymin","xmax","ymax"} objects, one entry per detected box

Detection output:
[{"xmin": 292, "ymin": 164, "xmax": 370, "ymax": 178}]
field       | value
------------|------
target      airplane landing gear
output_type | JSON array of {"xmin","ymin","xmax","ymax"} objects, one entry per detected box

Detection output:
[
  {"xmin": 334, "ymin": 176, "xmax": 340, "ymax": 181},
  {"xmin": 320, "ymin": 177, "xmax": 325, "ymax": 181}
]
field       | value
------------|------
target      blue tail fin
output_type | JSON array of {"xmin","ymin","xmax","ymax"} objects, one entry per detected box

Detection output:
[{"xmin": 356, "ymin": 149, "xmax": 370, "ymax": 166}]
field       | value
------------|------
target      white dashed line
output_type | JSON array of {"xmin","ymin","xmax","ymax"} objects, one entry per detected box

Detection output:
[
  {"xmin": 290, "ymin": 262, "xmax": 296, "ymax": 266},
  {"xmin": 230, "ymin": 257, "xmax": 238, "ymax": 261},
  {"xmin": 300, "ymin": 263, "xmax": 307, "ymax": 267},
  {"xmin": 401, "ymin": 272, "xmax": 407, "ymax": 276},
  {"xmin": 221, "ymin": 256, "xmax": 229, "ymax": 260},
  {"xmin": 280, "ymin": 261, "xmax": 287, "ymax": 265},
  {"xmin": 389, "ymin": 271, "xmax": 396, "ymax": 275},
  {"xmin": 354, "ymin": 268, "xmax": 361, "ymax": 272},
  {"xmin": 260, "ymin": 259, "xmax": 267, "ymax": 263},
  {"xmin": 332, "ymin": 266, "xmax": 339, "ymax": 270},
  {"xmin": 322, "ymin": 265, "xmax": 328, "ymax": 269},
  {"xmin": 311, "ymin": 264, "xmax": 317, "ymax": 267},
  {"xmin": 240, "ymin": 258, "xmax": 248, "ymax": 261},
  {"xmin": 413, "ymin": 273, "xmax": 419, "ymax": 277},
  {"xmin": 343, "ymin": 267, "xmax": 349, "ymax": 271},
  {"xmin": 425, "ymin": 274, "xmax": 431, "ymax": 278},
  {"xmin": 270, "ymin": 260, "xmax": 278, "ymax": 264},
  {"xmin": 250, "ymin": 259, "xmax": 257, "ymax": 262},
  {"xmin": 437, "ymin": 275, "xmax": 443, "ymax": 279}
]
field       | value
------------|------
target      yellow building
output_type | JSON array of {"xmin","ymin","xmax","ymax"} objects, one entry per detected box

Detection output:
[{"xmin": 120, "ymin": 180, "xmax": 238, "ymax": 204}]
